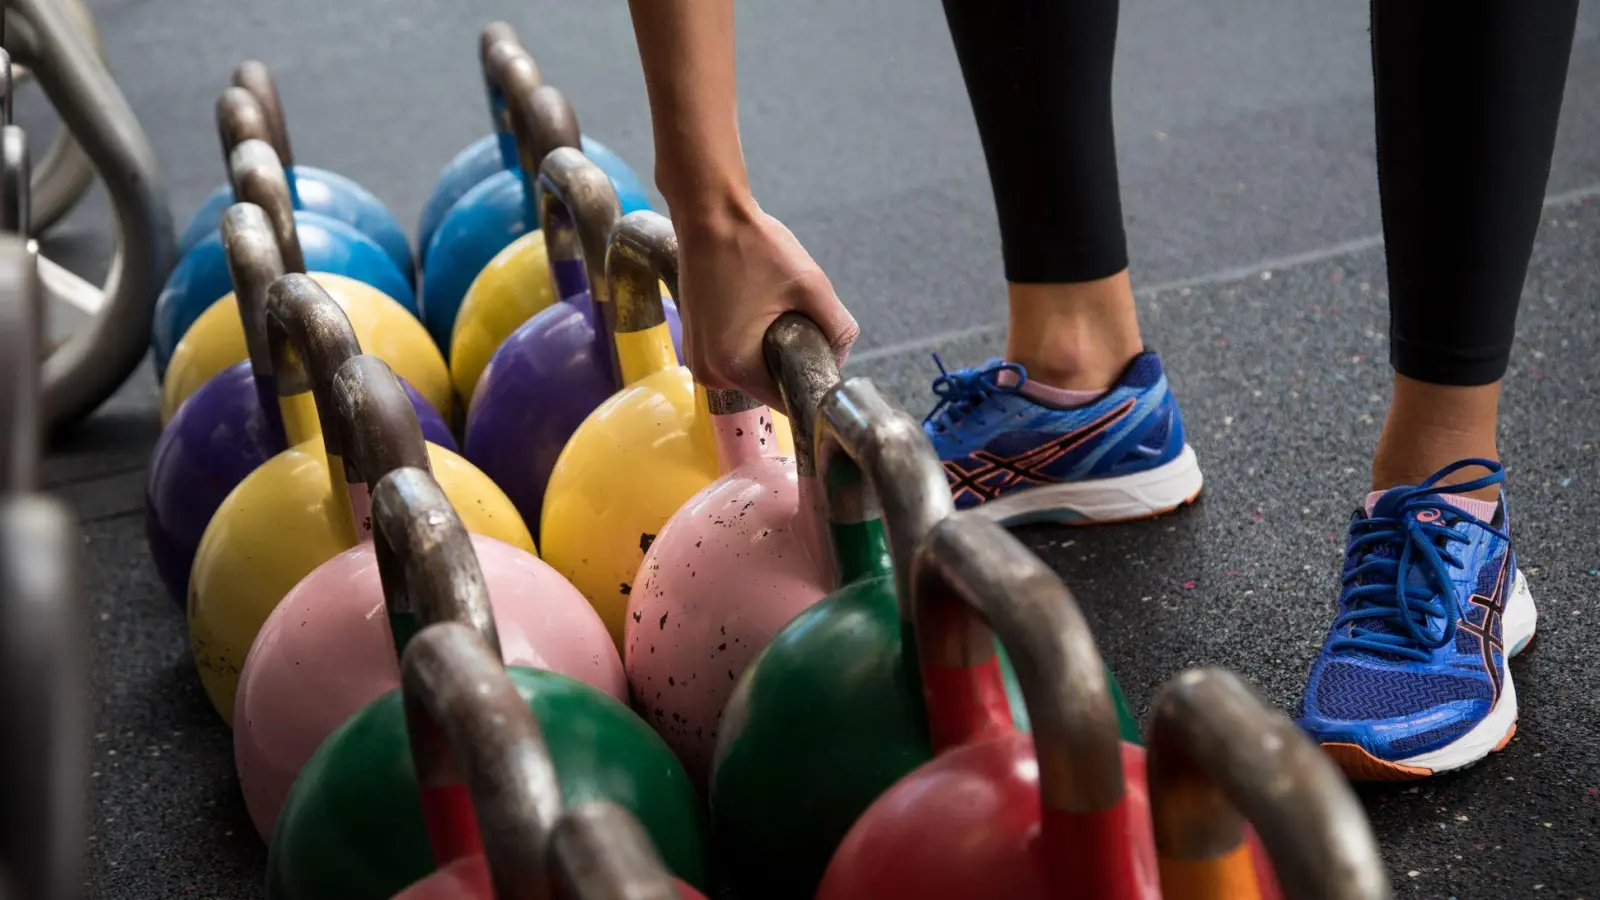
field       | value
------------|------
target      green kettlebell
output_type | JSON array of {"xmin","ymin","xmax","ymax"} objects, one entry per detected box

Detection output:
[
  {"xmin": 708, "ymin": 364, "xmax": 1138, "ymax": 900},
  {"xmin": 265, "ymin": 466, "xmax": 707, "ymax": 900}
]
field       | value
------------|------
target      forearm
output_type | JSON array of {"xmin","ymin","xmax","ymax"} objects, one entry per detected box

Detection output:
[{"xmin": 626, "ymin": 0, "xmax": 754, "ymax": 221}]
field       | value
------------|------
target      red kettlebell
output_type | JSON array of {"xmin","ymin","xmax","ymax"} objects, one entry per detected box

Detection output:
[
  {"xmin": 818, "ymin": 514, "xmax": 1391, "ymax": 899},
  {"xmin": 387, "ymin": 621, "xmax": 705, "ymax": 900}
]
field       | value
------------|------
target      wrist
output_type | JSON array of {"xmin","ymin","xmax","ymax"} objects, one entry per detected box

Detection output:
[{"xmin": 660, "ymin": 174, "xmax": 761, "ymax": 238}]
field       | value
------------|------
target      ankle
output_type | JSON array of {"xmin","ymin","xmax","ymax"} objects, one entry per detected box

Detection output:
[
  {"xmin": 1005, "ymin": 271, "xmax": 1143, "ymax": 391},
  {"xmin": 1371, "ymin": 374, "xmax": 1502, "ymax": 501}
]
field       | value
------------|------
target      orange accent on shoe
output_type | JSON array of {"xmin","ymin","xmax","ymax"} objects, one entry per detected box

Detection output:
[{"xmin": 1320, "ymin": 742, "xmax": 1433, "ymax": 781}]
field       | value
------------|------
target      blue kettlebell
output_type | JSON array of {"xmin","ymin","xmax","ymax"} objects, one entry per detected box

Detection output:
[
  {"xmin": 152, "ymin": 89, "xmax": 416, "ymax": 378},
  {"xmin": 175, "ymin": 61, "xmax": 414, "ymax": 289},
  {"xmin": 416, "ymin": 25, "xmax": 652, "ymax": 355}
]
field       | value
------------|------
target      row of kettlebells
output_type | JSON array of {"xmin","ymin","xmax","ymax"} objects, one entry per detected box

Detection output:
[{"xmin": 137, "ymin": 22, "xmax": 1391, "ymax": 900}]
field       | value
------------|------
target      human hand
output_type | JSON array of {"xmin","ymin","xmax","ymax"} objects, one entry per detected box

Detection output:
[{"xmin": 673, "ymin": 195, "xmax": 858, "ymax": 413}]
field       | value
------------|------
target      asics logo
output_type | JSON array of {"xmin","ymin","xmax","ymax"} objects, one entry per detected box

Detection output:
[{"xmin": 943, "ymin": 397, "xmax": 1137, "ymax": 504}]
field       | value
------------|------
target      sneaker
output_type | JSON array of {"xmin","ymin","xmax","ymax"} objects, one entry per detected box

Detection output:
[
  {"xmin": 1297, "ymin": 459, "xmax": 1538, "ymax": 780},
  {"xmin": 921, "ymin": 351, "xmax": 1203, "ymax": 524}
]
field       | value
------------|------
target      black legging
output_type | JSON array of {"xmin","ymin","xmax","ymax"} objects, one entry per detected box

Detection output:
[{"xmin": 941, "ymin": 0, "xmax": 1579, "ymax": 387}]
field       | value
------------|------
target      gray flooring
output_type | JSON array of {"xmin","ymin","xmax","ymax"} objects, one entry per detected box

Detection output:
[{"xmin": 26, "ymin": 0, "xmax": 1600, "ymax": 896}]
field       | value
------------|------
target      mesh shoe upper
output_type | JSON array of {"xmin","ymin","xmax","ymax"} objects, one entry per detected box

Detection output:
[{"xmin": 922, "ymin": 352, "xmax": 1187, "ymax": 510}]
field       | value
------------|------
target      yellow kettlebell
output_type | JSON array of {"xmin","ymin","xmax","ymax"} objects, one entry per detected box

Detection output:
[
  {"xmin": 160, "ymin": 116, "xmax": 450, "ymax": 426},
  {"xmin": 446, "ymin": 49, "xmax": 580, "ymax": 406},
  {"xmin": 539, "ymin": 210, "xmax": 793, "ymax": 647},
  {"xmin": 187, "ymin": 273, "xmax": 533, "ymax": 723}
]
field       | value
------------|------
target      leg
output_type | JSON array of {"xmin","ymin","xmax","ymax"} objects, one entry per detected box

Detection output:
[
  {"xmin": 941, "ymin": 0, "xmax": 1139, "ymax": 390},
  {"xmin": 926, "ymin": 0, "xmax": 1201, "ymax": 523},
  {"xmin": 1371, "ymin": 0, "xmax": 1578, "ymax": 498},
  {"xmin": 1299, "ymin": 0, "xmax": 1577, "ymax": 780}
]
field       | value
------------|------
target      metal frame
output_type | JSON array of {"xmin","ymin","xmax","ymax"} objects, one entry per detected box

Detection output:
[{"xmin": 5, "ymin": 0, "xmax": 175, "ymax": 430}]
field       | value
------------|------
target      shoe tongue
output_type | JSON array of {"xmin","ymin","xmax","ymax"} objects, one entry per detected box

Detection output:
[{"xmin": 1365, "ymin": 486, "xmax": 1415, "ymax": 519}]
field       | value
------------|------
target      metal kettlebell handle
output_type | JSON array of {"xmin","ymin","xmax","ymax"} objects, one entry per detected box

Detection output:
[
  {"xmin": 1, "ymin": 235, "xmax": 41, "ymax": 494},
  {"xmin": 548, "ymin": 803, "xmax": 683, "ymax": 900},
  {"xmin": 263, "ymin": 273, "xmax": 362, "ymax": 456},
  {"xmin": 370, "ymin": 467, "xmax": 502, "ymax": 659},
  {"xmin": 1146, "ymin": 668, "xmax": 1391, "ymax": 900},
  {"xmin": 0, "ymin": 48, "xmax": 13, "ymax": 125},
  {"xmin": 604, "ymin": 209, "xmax": 675, "ymax": 335},
  {"xmin": 1, "ymin": 124, "xmax": 27, "ymax": 234},
  {"xmin": 762, "ymin": 312, "xmax": 843, "ymax": 478},
  {"xmin": 0, "ymin": 233, "xmax": 89, "ymax": 900},
  {"xmin": 6, "ymin": 0, "xmax": 176, "ymax": 430},
  {"xmin": 220, "ymin": 203, "xmax": 289, "ymax": 394},
  {"xmin": 912, "ymin": 513, "xmax": 1126, "ymax": 813},
  {"xmin": 495, "ymin": 44, "xmax": 575, "ymax": 176},
  {"xmin": 814, "ymin": 377, "xmax": 953, "ymax": 610},
  {"xmin": 230, "ymin": 138, "xmax": 307, "ymax": 273},
  {"xmin": 400, "ymin": 620, "xmax": 561, "ymax": 898},
  {"xmin": 331, "ymin": 355, "xmax": 433, "ymax": 507},
  {"xmin": 537, "ymin": 145, "xmax": 623, "ymax": 308},
  {"xmin": 216, "ymin": 87, "xmax": 277, "ymax": 193},
  {"xmin": 231, "ymin": 60, "xmax": 294, "ymax": 171}
]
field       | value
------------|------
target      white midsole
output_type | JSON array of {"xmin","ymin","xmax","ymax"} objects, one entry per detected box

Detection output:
[
  {"xmin": 975, "ymin": 444, "xmax": 1204, "ymax": 526},
  {"xmin": 1399, "ymin": 569, "xmax": 1536, "ymax": 772}
]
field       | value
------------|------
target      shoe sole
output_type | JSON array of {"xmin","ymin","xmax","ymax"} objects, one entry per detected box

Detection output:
[
  {"xmin": 972, "ymin": 444, "xmax": 1205, "ymax": 527},
  {"xmin": 1322, "ymin": 568, "xmax": 1537, "ymax": 781}
]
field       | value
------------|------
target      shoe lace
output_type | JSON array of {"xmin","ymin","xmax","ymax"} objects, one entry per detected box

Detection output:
[
  {"xmin": 1329, "ymin": 459, "xmax": 1508, "ymax": 663},
  {"xmin": 923, "ymin": 355, "xmax": 1025, "ymax": 433}
]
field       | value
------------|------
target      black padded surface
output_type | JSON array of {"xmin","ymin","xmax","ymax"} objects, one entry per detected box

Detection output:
[{"xmin": 31, "ymin": 0, "xmax": 1600, "ymax": 896}]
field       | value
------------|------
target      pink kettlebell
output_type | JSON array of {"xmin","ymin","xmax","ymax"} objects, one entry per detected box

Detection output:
[
  {"xmin": 624, "ymin": 314, "xmax": 841, "ymax": 784},
  {"xmin": 390, "ymin": 621, "xmax": 704, "ymax": 900},
  {"xmin": 234, "ymin": 353, "xmax": 623, "ymax": 842}
]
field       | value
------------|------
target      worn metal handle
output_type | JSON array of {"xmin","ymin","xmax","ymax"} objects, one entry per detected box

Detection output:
[
  {"xmin": 263, "ymin": 273, "xmax": 362, "ymax": 455},
  {"xmin": 1146, "ymin": 668, "xmax": 1392, "ymax": 900},
  {"xmin": 0, "ymin": 234, "xmax": 40, "ymax": 493},
  {"xmin": 331, "ymin": 355, "xmax": 433, "ymax": 501},
  {"xmin": 814, "ymin": 377, "xmax": 953, "ymax": 613},
  {"xmin": 548, "ymin": 802, "xmax": 683, "ymax": 900},
  {"xmin": 371, "ymin": 467, "xmax": 501, "ymax": 660},
  {"xmin": 761, "ymin": 312, "xmax": 842, "ymax": 479},
  {"xmin": 400, "ymin": 620, "xmax": 561, "ymax": 899},
  {"xmin": 6, "ymin": 0, "xmax": 176, "ymax": 430}
]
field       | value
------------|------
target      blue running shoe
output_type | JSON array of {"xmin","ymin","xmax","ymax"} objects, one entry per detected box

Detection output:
[
  {"xmin": 922, "ymin": 351, "xmax": 1202, "ymax": 524},
  {"xmin": 1298, "ymin": 459, "xmax": 1537, "ymax": 780}
]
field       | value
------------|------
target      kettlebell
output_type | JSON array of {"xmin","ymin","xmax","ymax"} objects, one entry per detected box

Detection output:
[
  {"xmin": 161, "ymin": 135, "xmax": 447, "ymax": 422},
  {"xmin": 625, "ymin": 315, "xmax": 838, "ymax": 785},
  {"xmin": 384, "ymin": 622, "xmax": 703, "ymax": 899},
  {"xmin": 265, "ymin": 466, "xmax": 708, "ymax": 900},
  {"xmin": 539, "ymin": 207, "xmax": 784, "ymax": 646},
  {"xmin": 819, "ymin": 518, "xmax": 1390, "ymax": 899},
  {"xmin": 176, "ymin": 61, "xmax": 414, "ymax": 286},
  {"xmin": 0, "ymin": 230, "xmax": 91, "ymax": 900},
  {"xmin": 445, "ymin": 57, "xmax": 579, "ymax": 405},
  {"xmin": 186, "ymin": 274, "xmax": 532, "ymax": 724},
  {"xmin": 234, "ymin": 352, "xmax": 622, "ymax": 843},
  {"xmin": 415, "ymin": 22, "xmax": 651, "ymax": 268},
  {"xmin": 418, "ymin": 34, "xmax": 653, "ymax": 355},
  {"xmin": 146, "ymin": 202, "xmax": 454, "ymax": 608},
  {"xmin": 152, "ymin": 99, "xmax": 416, "ymax": 378},
  {"xmin": 707, "ymin": 377, "xmax": 1139, "ymax": 900},
  {"xmin": 464, "ymin": 147, "xmax": 683, "ymax": 537}
]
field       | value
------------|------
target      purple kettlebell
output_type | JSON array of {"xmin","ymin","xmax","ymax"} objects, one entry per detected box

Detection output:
[
  {"xmin": 145, "ymin": 198, "xmax": 455, "ymax": 608},
  {"xmin": 463, "ymin": 147, "xmax": 682, "ymax": 537}
]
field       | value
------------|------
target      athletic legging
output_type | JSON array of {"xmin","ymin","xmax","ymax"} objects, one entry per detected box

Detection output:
[{"xmin": 939, "ymin": 0, "xmax": 1579, "ymax": 387}]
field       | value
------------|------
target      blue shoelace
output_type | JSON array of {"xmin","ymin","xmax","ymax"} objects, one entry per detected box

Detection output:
[
  {"xmin": 923, "ymin": 355, "xmax": 1025, "ymax": 433},
  {"xmin": 1329, "ymin": 459, "xmax": 1509, "ymax": 663}
]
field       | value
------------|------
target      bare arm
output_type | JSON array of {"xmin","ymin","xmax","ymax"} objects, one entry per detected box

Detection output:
[
  {"xmin": 626, "ymin": 0, "xmax": 751, "ymax": 220},
  {"xmin": 624, "ymin": 0, "xmax": 859, "ymax": 410}
]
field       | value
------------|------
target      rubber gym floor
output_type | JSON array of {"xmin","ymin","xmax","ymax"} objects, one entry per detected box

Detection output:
[{"xmin": 30, "ymin": 0, "xmax": 1600, "ymax": 896}]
